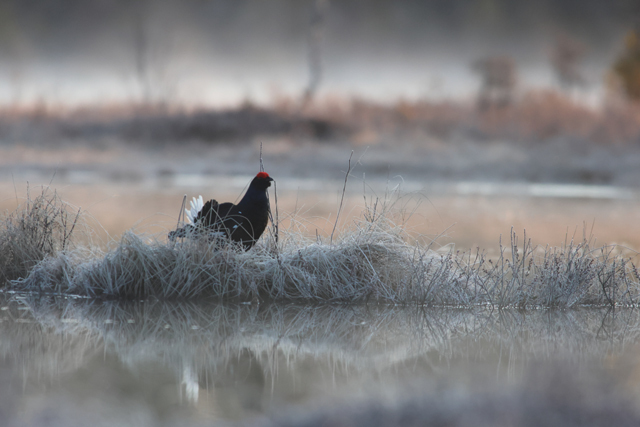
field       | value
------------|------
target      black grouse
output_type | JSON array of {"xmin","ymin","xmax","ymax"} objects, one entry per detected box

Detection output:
[{"xmin": 168, "ymin": 172, "xmax": 274, "ymax": 250}]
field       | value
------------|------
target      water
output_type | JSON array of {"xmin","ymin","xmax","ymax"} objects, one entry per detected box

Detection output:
[
  {"xmin": 2, "ymin": 294, "xmax": 640, "ymax": 426},
  {"xmin": 3, "ymin": 164, "xmax": 640, "ymax": 425},
  {"xmin": 30, "ymin": 170, "xmax": 640, "ymax": 201},
  {"xmin": 4, "ymin": 170, "xmax": 640, "ymax": 255}
]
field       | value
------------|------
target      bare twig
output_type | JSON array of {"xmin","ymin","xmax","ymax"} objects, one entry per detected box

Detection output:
[
  {"xmin": 273, "ymin": 180, "xmax": 279, "ymax": 244},
  {"xmin": 331, "ymin": 151, "xmax": 353, "ymax": 244},
  {"xmin": 170, "ymin": 194, "xmax": 188, "ymax": 246},
  {"xmin": 259, "ymin": 142, "xmax": 264, "ymax": 172},
  {"xmin": 178, "ymin": 195, "xmax": 187, "ymax": 225}
]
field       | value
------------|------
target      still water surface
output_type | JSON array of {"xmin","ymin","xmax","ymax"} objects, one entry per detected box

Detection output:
[{"xmin": 1, "ymin": 294, "xmax": 640, "ymax": 426}]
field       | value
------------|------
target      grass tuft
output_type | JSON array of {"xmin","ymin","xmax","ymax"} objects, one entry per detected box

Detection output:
[
  {"xmin": 4, "ymin": 188, "xmax": 640, "ymax": 307},
  {"xmin": 0, "ymin": 186, "xmax": 81, "ymax": 284}
]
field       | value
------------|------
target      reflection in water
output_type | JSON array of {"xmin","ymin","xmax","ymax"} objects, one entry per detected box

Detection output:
[{"xmin": 0, "ymin": 295, "xmax": 639, "ymax": 425}]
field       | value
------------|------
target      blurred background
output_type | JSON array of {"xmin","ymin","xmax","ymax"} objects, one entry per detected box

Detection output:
[{"xmin": 1, "ymin": 0, "xmax": 640, "ymax": 252}]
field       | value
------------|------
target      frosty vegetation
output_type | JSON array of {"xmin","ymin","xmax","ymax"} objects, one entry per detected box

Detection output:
[
  {"xmin": 0, "ymin": 187, "xmax": 80, "ymax": 284},
  {"xmin": 2, "ymin": 186, "xmax": 639, "ymax": 308}
]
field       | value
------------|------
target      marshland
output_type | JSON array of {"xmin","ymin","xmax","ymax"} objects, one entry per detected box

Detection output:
[{"xmin": 3, "ymin": 1, "xmax": 640, "ymax": 426}]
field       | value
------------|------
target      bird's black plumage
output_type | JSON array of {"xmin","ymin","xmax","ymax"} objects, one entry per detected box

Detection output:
[{"xmin": 169, "ymin": 172, "xmax": 274, "ymax": 250}]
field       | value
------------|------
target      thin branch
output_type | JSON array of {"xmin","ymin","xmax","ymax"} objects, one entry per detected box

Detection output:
[
  {"xmin": 273, "ymin": 180, "xmax": 279, "ymax": 244},
  {"xmin": 259, "ymin": 142, "xmax": 264, "ymax": 172},
  {"xmin": 331, "ymin": 151, "xmax": 353, "ymax": 244}
]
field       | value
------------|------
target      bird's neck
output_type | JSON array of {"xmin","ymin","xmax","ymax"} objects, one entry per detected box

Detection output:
[{"xmin": 237, "ymin": 188, "xmax": 269, "ymax": 209}]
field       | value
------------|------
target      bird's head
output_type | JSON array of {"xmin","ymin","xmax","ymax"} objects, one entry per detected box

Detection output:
[{"xmin": 251, "ymin": 171, "xmax": 274, "ymax": 190}]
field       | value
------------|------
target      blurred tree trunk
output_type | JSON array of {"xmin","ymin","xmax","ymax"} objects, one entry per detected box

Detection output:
[
  {"xmin": 472, "ymin": 56, "xmax": 518, "ymax": 110},
  {"xmin": 132, "ymin": 0, "xmax": 152, "ymax": 105},
  {"xmin": 550, "ymin": 33, "xmax": 587, "ymax": 93},
  {"xmin": 300, "ymin": 0, "xmax": 329, "ymax": 112}
]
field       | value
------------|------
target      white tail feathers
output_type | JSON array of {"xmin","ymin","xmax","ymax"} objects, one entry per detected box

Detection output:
[{"xmin": 185, "ymin": 195, "xmax": 204, "ymax": 223}]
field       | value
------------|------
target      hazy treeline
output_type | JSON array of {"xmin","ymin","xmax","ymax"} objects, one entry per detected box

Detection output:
[
  {"xmin": 0, "ymin": 1, "xmax": 639, "ymax": 124},
  {"xmin": 0, "ymin": 0, "xmax": 637, "ymax": 60}
]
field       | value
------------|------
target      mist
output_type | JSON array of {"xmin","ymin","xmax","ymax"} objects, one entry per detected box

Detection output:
[{"xmin": 0, "ymin": 0, "xmax": 636, "ymax": 106}]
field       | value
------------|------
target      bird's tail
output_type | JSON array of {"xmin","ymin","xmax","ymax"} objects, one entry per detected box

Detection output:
[{"xmin": 186, "ymin": 195, "xmax": 204, "ymax": 223}]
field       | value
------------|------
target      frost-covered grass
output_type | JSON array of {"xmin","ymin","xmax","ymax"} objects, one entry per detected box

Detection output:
[
  {"xmin": 3, "ymin": 187, "xmax": 640, "ymax": 307},
  {"xmin": 0, "ymin": 186, "xmax": 81, "ymax": 284}
]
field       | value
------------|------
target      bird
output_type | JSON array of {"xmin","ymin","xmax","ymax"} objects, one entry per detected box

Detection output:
[{"xmin": 168, "ymin": 172, "xmax": 274, "ymax": 250}]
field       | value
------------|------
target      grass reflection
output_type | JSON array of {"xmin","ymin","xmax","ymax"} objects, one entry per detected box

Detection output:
[{"xmin": 1, "ymin": 295, "xmax": 640, "ymax": 424}]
